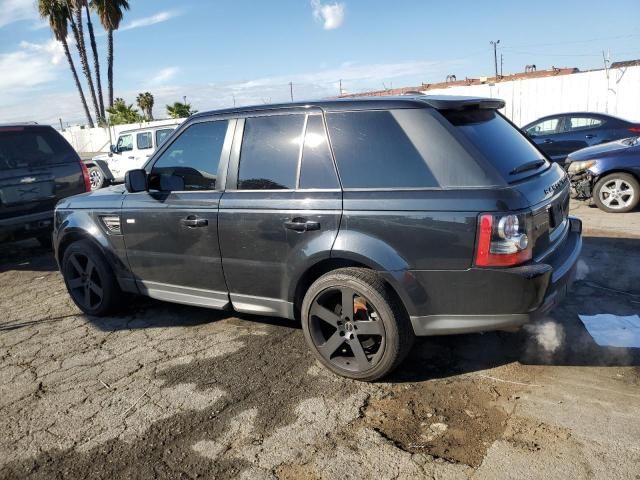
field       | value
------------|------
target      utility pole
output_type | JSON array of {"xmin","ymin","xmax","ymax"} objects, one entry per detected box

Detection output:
[
  {"xmin": 232, "ymin": 94, "xmax": 236, "ymax": 107},
  {"xmin": 490, "ymin": 40, "xmax": 500, "ymax": 79},
  {"xmin": 58, "ymin": 118, "xmax": 63, "ymax": 131},
  {"xmin": 183, "ymin": 95, "xmax": 187, "ymax": 105},
  {"xmin": 500, "ymin": 54, "xmax": 504, "ymax": 77},
  {"xmin": 339, "ymin": 79, "xmax": 342, "ymax": 96},
  {"xmin": 289, "ymin": 82, "xmax": 294, "ymax": 101}
]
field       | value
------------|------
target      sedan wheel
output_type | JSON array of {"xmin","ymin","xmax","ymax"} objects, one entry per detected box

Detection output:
[{"xmin": 593, "ymin": 173, "xmax": 639, "ymax": 213}]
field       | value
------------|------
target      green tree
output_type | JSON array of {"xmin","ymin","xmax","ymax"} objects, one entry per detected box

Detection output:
[
  {"xmin": 91, "ymin": 0, "xmax": 130, "ymax": 108},
  {"xmin": 166, "ymin": 101, "xmax": 197, "ymax": 119},
  {"xmin": 106, "ymin": 98, "xmax": 142, "ymax": 125},
  {"xmin": 39, "ymin": 0, "xmax": 94, "ymax": 127},
  {"xmin": 136, "ymin": 92, "xmax": 154, "ymax": 121}
]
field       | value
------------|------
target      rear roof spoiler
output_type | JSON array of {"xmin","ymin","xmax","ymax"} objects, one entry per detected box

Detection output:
[{"xmin": 419, "ymin": 95, "xmax": 505, "ymax": 110}]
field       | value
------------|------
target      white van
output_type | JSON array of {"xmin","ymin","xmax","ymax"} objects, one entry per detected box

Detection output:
[{"xmin": 84, "ymin": 124, "xmax": 180, "ymax": 189}]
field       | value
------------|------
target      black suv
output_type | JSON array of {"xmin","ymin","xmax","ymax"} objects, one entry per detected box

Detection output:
[
  {"xmin": 54, "ymin": 96, "xmax": 582, "ymax": 380},
  {"xmin": 1, "ymin": 124, "xmax": 89, "ymax": 246}
]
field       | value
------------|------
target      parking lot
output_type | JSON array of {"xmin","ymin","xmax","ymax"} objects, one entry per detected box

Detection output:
[{"xmin": 0, "ymin": 201, "xmax": 639, "ymax": 480}]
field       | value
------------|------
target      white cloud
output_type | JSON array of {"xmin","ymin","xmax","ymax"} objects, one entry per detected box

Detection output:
[
  {"xmin": 120, "ymin": 10, "xmax": 181, "ymax": 31},
  {"xmin": 311, "ymin": 0, "xmax": 345, "ymax": 30},
  {"xmin": 148, "ymin": 67, "xmax": 179, "ymax": 86},
  {"xmin": 0, "ymin": 0, "xmax": 38, "ymax": 28},
  {"xmin": 0, "ymin": 40, "xmax": 64, "ymax": 96}
]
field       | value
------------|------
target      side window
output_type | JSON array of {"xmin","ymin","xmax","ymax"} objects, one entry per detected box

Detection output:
[
  {"xmin": 526, "ymin": 118, "xmax": 559, "ymax": 136},
  {"xmin": 238, "ymin": 114, "xmax": 305, "ymax": 190},
  {"xmin": 116, "ymin": 134, "xmax": 133, "ymax": 152},
  {"xmin": 149, "ymin": 121, "xmax": 228, "ymax": 191},
  {"xmin": 326, "ymin": 110, "xmax": 438, "ymax": 188},
  {"xmin": 137, "ymin": 131, "xmax": 152, "ymax": 150},
  {"xmin": 299, "ymin": 115, "xmax": 339, "ymax": 189},
  {"xmin": 564, "ymin": 116, "xmax": 604, "ymax": 132},
  {"xmin": 155, "ymin": 128, "xmax": 173, "ymax": 147}
]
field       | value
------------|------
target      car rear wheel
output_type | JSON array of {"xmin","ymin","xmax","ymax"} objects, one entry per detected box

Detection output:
[
  {"xmin": 593, "ymin": 173, "xmax": 639, "ymax": 213},
  {"xmin": 88, "ymin": 166, "xmax": 105, "ymax": 190},
  {"xmin": 62, "ymin": 240, "xmax": 121, "ymax": 316},
  {"xmin": 301, "ymin": 268, "xmax": 414, "ymax": 381}
]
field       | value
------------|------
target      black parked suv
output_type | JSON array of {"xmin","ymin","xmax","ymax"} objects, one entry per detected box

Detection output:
[
  {"xmin": 54, "ymin": 96, "xmax": 582, "ymax": 380},
  {"xmin": 1, "ymin": 124, "xmax": 89, "ymax": 246}
]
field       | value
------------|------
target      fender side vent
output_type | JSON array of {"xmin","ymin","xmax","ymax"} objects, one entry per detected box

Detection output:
[{"xmin": 99, "ymin": 215, "xmax": 122, "ymax": 234}]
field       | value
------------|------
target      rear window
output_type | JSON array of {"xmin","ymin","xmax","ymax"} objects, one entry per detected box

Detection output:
[
  {"xmin": 440, "ymin": 109, "xmax": 546, "ymax": 179},
  {"xmin": 0, "ymin": 127, "xmax": 77, "ymax": 170}
]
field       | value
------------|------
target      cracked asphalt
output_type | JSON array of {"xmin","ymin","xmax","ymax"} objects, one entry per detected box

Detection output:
[{"xmin": 1, "ymin": 202, "xmax": 639, "ymax": 479}]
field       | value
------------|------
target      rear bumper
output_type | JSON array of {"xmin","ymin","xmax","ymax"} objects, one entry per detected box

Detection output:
[
  {"xmin": 0, "ymin": 211, "xmax": 53, "ymax": 242},
  {"xmin": 409, "ymin": 217, "xmax": 582, "ymax": 336}
]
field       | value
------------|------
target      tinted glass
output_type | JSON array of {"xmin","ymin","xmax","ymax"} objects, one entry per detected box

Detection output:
[
  {"xmin": 150, "ymin": 121, "xmax": 228, "ymax": 191},
  {"xmin": 155, "ymin": 128, "xmax": 173, "ymax": 146},
  {"xmin": 441, "ymin": 109, "xmax": 545, "ymax": 180},
  {"xmin": 0, "ymin": 126, "xmax": 77, "ymax": 170},
  {"xmin": 326, "ymin": 110, "xmax": 438, "ymax": 188},
  {"xmin": 117, "ymin": 134, "xmax": 133, "ymax": 152},
  {"xmin": 564, "ymin": 116, "xmax": 604, "ymax": 132},
  {"xmin": 526, "ymin": 118, "xmax": 559, "ymax": 136},
  {"xmin": 299, "ymin": 115, "xmax": 339, "ymax": 189},
  {"xmin": 238, "ymin": 114, "xmax": 304, "ymax": 190},
  {"xmin": 137, "ymin": 132, "xmax": 152, "ymax": 149}
]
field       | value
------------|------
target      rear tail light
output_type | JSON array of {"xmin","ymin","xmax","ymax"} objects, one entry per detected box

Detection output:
[
  {"xmin": 475, "ymin": 213, "xmax": 532, "ymax": 267},
  {"xmin": 629, "ymin": 126, "xmax": 640, "ymax": 134},
  {"xmin": 80, "ymin": 161, "xmax": 91, "ymax": 192}
]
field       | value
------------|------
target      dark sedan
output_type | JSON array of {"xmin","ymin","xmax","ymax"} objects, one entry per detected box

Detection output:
[
  {"xmin": 522, "ymin": 112, "xmax": 640, "ymax": 163},
  {"xmin": 566, "ymin": 136, "xmax": 640, "ymax": 212}
]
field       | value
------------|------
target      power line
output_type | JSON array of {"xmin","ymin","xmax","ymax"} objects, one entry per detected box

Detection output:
[{"xmin": 501, "ymin": 33, "xmax": 640, "ymax": 50}]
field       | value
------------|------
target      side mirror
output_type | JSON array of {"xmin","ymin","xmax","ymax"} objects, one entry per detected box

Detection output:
[
  {"xmin": 110, "ymin": 144, "xmax": 118, "ymax": 154},
  {"xmin": 124, "ymin": 169, "xmax": 148, "ymax": 193}
]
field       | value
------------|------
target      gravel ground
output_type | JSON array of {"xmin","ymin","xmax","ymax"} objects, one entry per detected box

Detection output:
[{"xmin": 1, "ymin": 201, "xmax": 639, "ymax": 479}]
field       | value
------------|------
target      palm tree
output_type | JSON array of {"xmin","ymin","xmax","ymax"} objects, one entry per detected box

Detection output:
[
  {"xmin": 91, "ymin": 0, "xmax": 129, "ymax": 108},
  {"xmin": 66, "ymin": 0, "xmax": 101, "ymax": 122},
  {"xmin": 106, "ymin": 97, "xmax": 142, "ymax": 125},
  {"xmin": 84, "ymin": 1, "xmax": 105, "ymax": 119},
  {"xmin": 39, "ymin": 0, "xmax": 94, "ymax": 127},
  {"xmin": 136, "ymin": 92, "xmax": 154, "ymax": 121},
  {"xmin": 166, "ymin": 101, "xmax": 197, "ymax": 119}
]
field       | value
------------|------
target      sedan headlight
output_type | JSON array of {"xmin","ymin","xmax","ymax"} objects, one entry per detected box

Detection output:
[{"xmin": 567, "ymin": 160, "xmax": 596, "ymax": 174}]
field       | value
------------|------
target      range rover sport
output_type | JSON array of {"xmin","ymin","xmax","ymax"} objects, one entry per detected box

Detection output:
[{"xmin": 54, "ymin": 96, "xmax": 582, "ymax": 381}]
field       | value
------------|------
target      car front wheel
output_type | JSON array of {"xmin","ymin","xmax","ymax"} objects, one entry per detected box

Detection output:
[
  {"xmin": 88, "ymin": 166, "xmax": 105, "ymax": 190},
  {"xmin": 301, "ymin": 268, "xmax": 414, "ymax": 381},
  {"xmin": 62, "ymin": 240, "xmax": 121, "ymax": 316},
  {"xmin": 593, "ymin": 173, "xmax": 639, "ymax": 213}
]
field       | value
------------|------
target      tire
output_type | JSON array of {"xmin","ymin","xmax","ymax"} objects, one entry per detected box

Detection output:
[
  {"xmin": 88, "ymin": 166, "xmax": 105, "ymax": 190},
  {"xmin": 62, "ymin": 240, "xmax": 121, "ymax": 316},
  {"xmin": 301, "ymin": 267, "xmax": 414, "ymax": 381},
  {"xmin": 36, "ymin": 233, "xmax": 53, "ymax": 249},
  {"xmin": 593, "ymin": 173, "xmax": 639, "ymax": 213}
]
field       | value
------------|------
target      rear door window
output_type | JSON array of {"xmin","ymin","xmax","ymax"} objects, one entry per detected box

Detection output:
[
  {"xmin": 155, "ymin": 128, "xmax": 174, "ymax": 147},
  {"xmin": 238, "ymin": 114, "xmax": 305, "ymax": 190},
  {"xmin": 562, "ymin": 116, "xmax": 604, "ymax": 132},
  {"xmin": 0, "ymin": 126, "xmax": 77, "ymax": 170},
  {"xmin": 137, "ymin": 132, "xmax": 152, "ymax": 150},
  {"xmin": 299, "ymin": 115, "xmax": 339, "ymax": 189}
]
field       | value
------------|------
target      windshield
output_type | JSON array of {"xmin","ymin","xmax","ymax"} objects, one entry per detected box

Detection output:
[
  {"xmin": 0, "ymin": 127, "xmax": 77, "ymax": 171},
  {"xmin": 440, "ymin": 109, "xmax": 547, "ymax": 180}
]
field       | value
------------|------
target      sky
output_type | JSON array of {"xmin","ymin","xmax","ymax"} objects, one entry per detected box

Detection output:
[{"xmin": 0, "ymin": 0, "xmax": 639, "ymax": 126}]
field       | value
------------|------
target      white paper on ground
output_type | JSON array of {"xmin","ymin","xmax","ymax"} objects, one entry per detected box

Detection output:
[{"xmin": 578, "ymin": 314, "xmax": 640, "ymax": 348}]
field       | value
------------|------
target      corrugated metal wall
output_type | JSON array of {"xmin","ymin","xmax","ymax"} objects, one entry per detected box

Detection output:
[{"xmin": 424, "ymin": 65, "xmax": 640, "ymax": 126}]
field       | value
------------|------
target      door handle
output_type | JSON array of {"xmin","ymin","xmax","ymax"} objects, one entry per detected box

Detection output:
[
  {"xmin": 544, "ymin": 139, "xmax": 554, "ymax": 144},
  {"xmin": 585, "ymin": 134, "xmax": 595, "ymax": 139},
  {"xmin": 284, "ymin": 218, "xmax": 320, "ymax": 232},
  {"xmin": 181, "ymin": 215, "xmax": 208, "ymax": 228}
]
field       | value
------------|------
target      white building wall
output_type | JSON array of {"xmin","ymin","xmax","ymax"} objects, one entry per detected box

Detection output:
[
  {"xmin": 60, "ymin": 118, "xmax": 185, "ymax": 154},
  {"xmin": 423, "ymin": 65, "xmax": 640, "ymax": 127}
]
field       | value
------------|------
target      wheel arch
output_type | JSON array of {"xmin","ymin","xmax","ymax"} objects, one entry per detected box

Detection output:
[{"xmin": 594, "ymin": 168, "xmax": 640, "ymax": 185}]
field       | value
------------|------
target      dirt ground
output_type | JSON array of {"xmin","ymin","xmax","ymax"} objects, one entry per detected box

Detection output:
[{"xmin": 1, "ymin": 201, "xmax": 639, "ymax": 479}]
